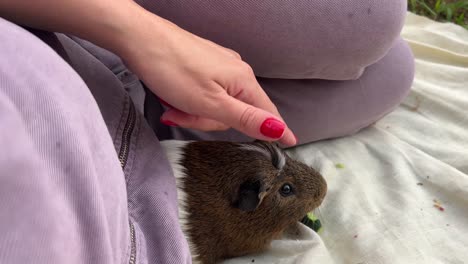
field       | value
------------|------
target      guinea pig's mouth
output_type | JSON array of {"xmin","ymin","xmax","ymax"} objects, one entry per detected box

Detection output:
[
  {"xmin": 301, "ymin": 187, "xmax": 326, "ymax": 231},
  {"xmin": 318, "ymin": 194, "xmax": 326, "ymax": 205},
  {"xmin": 311, "ymin": 187, "xmax": 327, "ymax": 209}
]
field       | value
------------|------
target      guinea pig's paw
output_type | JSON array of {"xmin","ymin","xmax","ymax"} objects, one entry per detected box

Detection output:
[{"xmin": 282, "ymin": 222, "xmax": 306, "ymax": 240}]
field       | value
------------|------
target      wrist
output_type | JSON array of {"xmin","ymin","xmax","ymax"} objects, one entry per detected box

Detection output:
[
  {"xmin": 83, "ymin": 1, "xmax": 148, "ymax": 56},
  {"xmin": 104, "ymin": 2, "xmax": 173, "ymax": 67}
]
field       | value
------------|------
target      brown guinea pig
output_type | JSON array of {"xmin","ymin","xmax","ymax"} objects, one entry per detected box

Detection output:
[{"xmin": 160, "ymin": 140, "xmax": 327, "ymax": 264}]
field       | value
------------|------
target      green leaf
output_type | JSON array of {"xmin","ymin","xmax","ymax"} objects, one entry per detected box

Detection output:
[
  {"xmin": 456, "ymin": 12, "xmax": 465, "ymax": 25},
  {"xmin": 335, "ymin": 163, "xmax": 345, "ymax": 169},
  {"xmin": 434, "ymin": 0, "xmax": 442, "ymax": 13},
  {"xmin": 452, "ymin": 1, "xmax": 468, "ymax": 9},
  {"xmin": 446, "ymin": 7, "xmax": 453, "ymax": 21},
  {"xmin": 409, "ymin": 0, "xmax": 417, "ymax": 11},
  {"xmin": 416, "ymin": 0, "xmax": 438, "ymax": 18}
]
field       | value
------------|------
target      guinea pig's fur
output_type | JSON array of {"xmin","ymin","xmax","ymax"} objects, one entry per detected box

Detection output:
[{"xmin": 160, "ymin": 140, "xmax": 327, "ymax": 264}]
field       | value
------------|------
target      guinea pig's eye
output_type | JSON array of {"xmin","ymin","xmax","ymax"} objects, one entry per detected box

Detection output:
[{"xmin": 280, "ymin": 184, "xmax": 294, "ymax": 197}]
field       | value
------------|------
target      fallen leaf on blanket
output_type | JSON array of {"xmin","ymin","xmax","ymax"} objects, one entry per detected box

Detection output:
[
  {"xmin": 335, "ymin": 163, "xmax": 345, "ymax": 169},
  {"xmin": 433, "ymin": 199, "xmax": 445, "ymax": 212},
  {"xmin": 409, "ymin": 95, "xmax": 422, "ymax": 112}
]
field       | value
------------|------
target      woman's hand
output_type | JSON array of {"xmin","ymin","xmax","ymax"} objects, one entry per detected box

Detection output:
[
  {"xmin": 119, "ymin": 5, "xmax": 296, "ymax": 146},
  {"xmin": 0, "ymin": 0, "xmax": 297, "ymax": 146}
]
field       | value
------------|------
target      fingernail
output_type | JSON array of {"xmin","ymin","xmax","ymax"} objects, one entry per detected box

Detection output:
[
  {"xmin": 160, "ymin": 118, "xmax": 178, "ymax": 127},
  {"xmin": 260, "ymin": 118, "xmax": 285, "ymax": 139}
]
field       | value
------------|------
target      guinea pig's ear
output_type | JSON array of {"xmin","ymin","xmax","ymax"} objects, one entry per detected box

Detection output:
[{"xmin": 234, "ymin": 180, "xmax": 266, "ymax": 212}]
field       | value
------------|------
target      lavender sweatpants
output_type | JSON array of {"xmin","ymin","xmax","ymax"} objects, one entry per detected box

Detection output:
[{"xmin": 0, "ymin": 1, "xmax": 414, "ymax": 264}]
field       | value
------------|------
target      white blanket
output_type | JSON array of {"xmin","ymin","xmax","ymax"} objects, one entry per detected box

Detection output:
[{"xmin": 224, "ymin": 13, "xmax": 468, "ymax": 264}]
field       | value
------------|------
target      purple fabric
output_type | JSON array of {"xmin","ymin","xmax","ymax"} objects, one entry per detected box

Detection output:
[
  {"xmin": 0, "ymin": 0, "xmax": 413, "ymax": 263},
  {"xmin": 139, "ymin": 0, "xmax": 414, "ymax": 144},
  {"xmin": 164, "ymin": 38, "xmax": 414, "ymax": 144},
  {"xmin": 136, "ymin": 0, "xmax": 407, "ymax": 80},
  {"xmin": 0, "ymin": 19, "xmax": 190, "ymax": 264},
  {"xmin": 0, "ymin": 19, "xmax": 129, "ymax": 263}
]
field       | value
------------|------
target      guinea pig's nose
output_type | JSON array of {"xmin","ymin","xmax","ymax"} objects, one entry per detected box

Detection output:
[{"xmin": 314, "ymin": 188, "xmax": 326, "ymax": 201}]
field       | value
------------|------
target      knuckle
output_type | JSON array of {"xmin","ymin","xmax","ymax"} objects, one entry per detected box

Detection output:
[
  {"xmin": 225, "ymin": 48, "xmax": 241, "ymax": 59},
  {"xmin": 239, "ymin": 62, "xmax": 254, "ymax": 76},
  {"xmin": 232, "ymin": 51, "xmax": 241, "ymax": 59},
  {"xmin": 239, "ymin": 106, "xmax": 257, "ymax": 131}
]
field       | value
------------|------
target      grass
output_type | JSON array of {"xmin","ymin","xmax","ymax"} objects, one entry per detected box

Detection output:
[{"xmin": 408, "ymin": 0, "xmax": 468, "ymax": 29}]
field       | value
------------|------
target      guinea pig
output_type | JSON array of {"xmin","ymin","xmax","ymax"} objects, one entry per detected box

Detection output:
[{"xmin": 160, "ymin": 140, "xmax": 327, "ymax": 264}]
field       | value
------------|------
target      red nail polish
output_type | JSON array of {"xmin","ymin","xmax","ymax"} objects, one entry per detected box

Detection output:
[
  {"xmin": 161, "ymin": 119, "xmax": 178, "ymax": 127},
  {"xmin": 260, "ymin": 118, "xmax": 285, "ymax": 139}
]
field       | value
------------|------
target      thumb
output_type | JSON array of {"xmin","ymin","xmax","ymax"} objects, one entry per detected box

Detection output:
[{"xmin": 210, "ymin": 96, "xmax": 297, "ymax": 146}]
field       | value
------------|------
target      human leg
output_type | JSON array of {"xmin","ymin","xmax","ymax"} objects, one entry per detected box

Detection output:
[
  {"xmin": 0, "ymin": 17, "xmax": 191, "ymax": 264},
  {"xmin": 52, "ymin": 32, "xmax": 192, "ymax": 264},
  {"xmin": 137, "ymin": 0, "xmax": 408, "ymax": 80},
  {"xmin": 164, "ymin": 38, "xmax": 414, "ymax": 144},
  {"xmin": 139, "ymin": 0, "xmax": 414, "ymax": 144},
  {"xmin": 0, "ymin": 17, "xmax": 128, "ymax": 263}
]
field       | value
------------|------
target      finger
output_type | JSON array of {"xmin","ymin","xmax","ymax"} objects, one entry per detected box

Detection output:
[
  {"xmin": 161, "ymin": 108, "xmax": 230, "ymax": 131},
  {"xmin": 231, "ymin": 78, "xmax": 297, "ymax": 146},
  {"xmin": 248, "ymin": 83, "xmax": 297, "ymax": 146},
  {"xmin": 208, "ymin": 95, "xmax": 297, "ymax": 146},
  {"xmin": 236, "ymin": 78, "xmax": 282, "ymax": 120},
  {"xmin": 159, "ymin": 98, "xmax": 173, "ymax": 108}
]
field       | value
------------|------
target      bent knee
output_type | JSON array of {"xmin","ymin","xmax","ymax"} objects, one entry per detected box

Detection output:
[
  {"xmin": 365, "ymin": 38, "xmax": 414, "ymax": 115},
  {"xmin": 260, "ymin": 38, "xmax": 414, "ymax": 144},
  {"xmin": 341, "ymin": 0, "xmax": 408, "ymax": 79},
  {"xmin": 139, "ymin": 0, "xmax": 408, "ymax": 79},
  {"xmin": 260, "ymin": 0, "xmax": 409, "ymax": 80}
]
